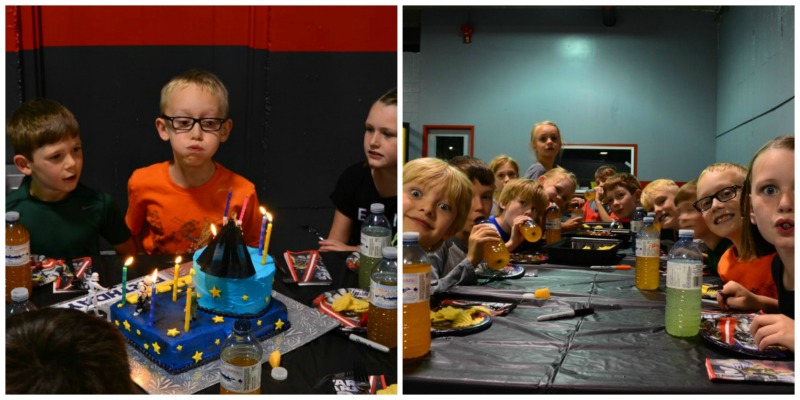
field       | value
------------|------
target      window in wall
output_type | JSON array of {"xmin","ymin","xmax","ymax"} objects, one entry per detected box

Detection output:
[
  {"xmin": 422, "ymin": 125, "xmax": 474, "ymax": 160},
  {"xmin": 558, "ymin": 144, "xmax": 638, "ymax": 191}
]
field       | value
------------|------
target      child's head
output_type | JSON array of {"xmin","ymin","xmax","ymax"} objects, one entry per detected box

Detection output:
[
  {"xmin": 6, "ymin": 307, "xmax": 136, "ymax": 394},
  {"xmin": 496, "ymin": 178, "xmax": 549, "ymax": 223},
  {"xmin": 740, "ymin": 136, "xmax": 794, "ymax": 261},
  {"xmin": 602, "ymin": 173, "xmax": 642, "ymax": 220},
  {"xmin": 449, "ymin": 156, "xmax": 495, "ymax": 236},
  {"xmin": 674, "ymin": 180, "xmax": 712, "ymax": 239},
  {"xmin": 7, "ymin": 98, "xmax": 83, "ymax": 201},
  {"xmin": 594, "ymin": 165, "xmax": 617, "ymax": 186},
  {"xmin": 364, "ymin": 87, "xmax": 398, "ymax": 171},
  {"xmin": 696, "ymin": 162, "xmax": 748, "ymax": 244},
  {"xmin": 537, "ymin": 167, "xmax": 577, "ymax": 210},
  {"xmin": 641, "ymin": 179, "xmax": 680, "ymax": 230},
  {"xmin": 403, "ymin": 158, "xmax": 473, "ymax": 251},
  {"xmin": 529, "ymin": 121, "xmax": 562, "ymax": 161},
  {"xmin": 156, "ymin": 69, "xmax": 232, "ymax": 168},
  {"xmin": 489, "ymin": 155, "xmax": 519, "ymax": 197}
]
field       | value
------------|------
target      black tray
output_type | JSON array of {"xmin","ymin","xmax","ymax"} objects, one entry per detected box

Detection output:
[
  {"xmin": 566, "ymin": 228, "xmax": 632, "ymax": 245},
  {"xmin": 544, "ymin": 237, "xmax": 622, "ymax": 266}
]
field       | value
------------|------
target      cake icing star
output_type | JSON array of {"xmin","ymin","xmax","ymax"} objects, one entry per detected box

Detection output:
[
  {"xmin": 275, "ymin": 319, "xmax": 285, "ymax": 330},
  {"xmin": 192, "ymin": 351, "xmax": 203, "ymax": 364},
  {"xmin": 136, "ymin": 329, "xmax": 141, "ymax": 336},
  {"xmin": 144, "ymin": 343, "xmax": 150, "ymax": 350},
  {"xmin": 117, "ymin": 303, "xmax": 123, "ymax": 308},
  {"xmin": 152, "ymin": 342, "xmax": 161, "ymax": 355},
  {"xmin": 176, "ymin": 345, "xmax": 183, "ymax": 351},
  {"xmin": 212, "ymin": 315, "xmax": 225, "ymax": 324},
  {"xmin": 242, "ymin": 294, "xmax": 249, "ymax": 302},
  {"xmin": 215, "ymin": 338, "xmax": 221, "ymax": 345},
  {"xmin": 265, "ymin": 295, "xmax": 270, "ymax": 303},
  {"xmin": 257, "ymin": 320, "xmax": 262, "ymax": 326},
  {"xmin": 210, "ymin": 286, "xmax": 222, "ymax": 298},
  {"xmin": 114, "ymin": 320, "xmax": 120, "ymax": 326},
  {"xmin": 167, "ymin": 328, "xmax": 180, "ymax": 337},
  {"xmin": 123, "ymin": 320, "xmax": 131, "ymax": 332}
]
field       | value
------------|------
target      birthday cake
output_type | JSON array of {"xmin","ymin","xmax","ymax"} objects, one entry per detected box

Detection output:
[{"xmin": 110, "ymin": 224, "xmax": 289, "ymax": 374}]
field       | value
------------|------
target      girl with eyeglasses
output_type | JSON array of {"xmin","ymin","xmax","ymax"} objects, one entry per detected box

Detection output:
[{"xmin": 696, "ymin": 162, "xmax": 778, "ymax": 307}]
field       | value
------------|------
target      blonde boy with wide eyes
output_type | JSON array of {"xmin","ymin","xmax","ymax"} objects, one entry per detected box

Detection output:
[
  {"xmin": 642, "ymin": 179, "xmax": 680, "ymax": 231},
  {"xmin": 696, "ymin": 163, "xmax": 777, "ymax": 306},
  {"xmin": 523, "ymin": 121, "xmax": 562, "ymax": 180},
  {"xmin": 403, "ymin": 158, "xmax": 474, "ymax": 294},
  {"xmin": 126, "ymin": 69, "xmax": 263, "ymax": 255}
]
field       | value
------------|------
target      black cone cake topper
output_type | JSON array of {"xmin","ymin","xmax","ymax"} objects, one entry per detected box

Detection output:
[{"xmin": 197, "ymin": 217, "xmax": 255, "ymax": 279}]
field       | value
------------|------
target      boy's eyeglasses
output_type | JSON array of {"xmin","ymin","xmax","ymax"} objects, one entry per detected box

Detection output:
[
  {"xmin": 692, "ymin": 185, "xmax": 741, "ymax": 212},
  {"xmin": 161, "ymin": 115, "xmax": 228, "ymax": 133}
]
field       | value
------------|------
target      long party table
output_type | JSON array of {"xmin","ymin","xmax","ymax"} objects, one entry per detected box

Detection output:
[
  {"xmin": 29, "ymin": 251, "xmax": 397, "ymax": 394},
  {"xmin": 403, "ymin": 256, "xmax": 793, "ymax": 394}
]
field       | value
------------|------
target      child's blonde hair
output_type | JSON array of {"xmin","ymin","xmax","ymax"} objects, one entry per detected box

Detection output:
[
  {"xmin": 698, "ymin": 162, "xmax": 747, "ymax": 184},
  {"xmin": 376, "ymin": 87, "xmax": 397, "ymax": 106},
  {"xmin": 674, "ymin": 179, "xmax": 698, "ymax": 206},
  {"xmin": 641, "ymin": 179, "xmax": 680, "ymax": 211},
  {"xmin": 403, "ymin": 158, "xmax": 473, "ymax": 244},
  {"xmin": 488, "ymin": 155, "xmax": 519, "ymax": 176},
  {"xmin": 602, "ymin": 173, "xmax": 642, "ymax": 202},
  {"xmin": 160, "ymin": 69, "xmax": 229, "ymax": 117},
  {"xmin": 540, "ymin": 166, "xmax": 578, "ymax": 188},
  {"xmin": 495, "ymin": 179, "xmax": 548, "ymax": 218},
  {"xmin": 7, "ymin": 98, "xmax": 80, "ymax": 161},
  {"xmin": 529, "ymin": 120, "xmax": 562, "ymax": 153},
  {"xmin": 740, "ymin": 136, "xmax": 793, "ymax": 260}
]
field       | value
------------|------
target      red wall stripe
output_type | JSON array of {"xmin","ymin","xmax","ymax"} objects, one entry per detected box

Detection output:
[{"xmin": 5, "ymin": 5, "xmax": 396, "ymax": 52}]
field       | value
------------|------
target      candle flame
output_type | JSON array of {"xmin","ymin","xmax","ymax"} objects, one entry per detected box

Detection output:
[
  {"xmin": 210, "ymin": 224, "xmax": 217, "ymax": 237},
  {"xmin": 260, "ymin": 206, "xmax": 267, "ymax": 215},
  {"xmin": 175, "ymin": 256, "xmax": 182, "ymax": 264},
  {"xmin": 266, "ymin": 212, "xmax": 273, "ymax": 222},
  {"xmin": 124, "ymin": 257, "xmax": 134, "ymax": 267}
]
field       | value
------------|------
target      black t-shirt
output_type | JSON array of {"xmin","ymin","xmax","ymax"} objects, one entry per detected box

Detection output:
[
  {"xmin": 771, "ymin": 256, "xmax": 794, "ymax": 319},
  {"xmin": 330, "ymin": 162, "xmax": 397, "ymax": 246}
]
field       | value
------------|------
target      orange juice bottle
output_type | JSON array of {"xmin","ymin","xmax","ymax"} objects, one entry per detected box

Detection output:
[
  {"xmin": 6, "ymin": 211, "xmax": 32, "ymax": 303},
  {"xmin": 635, "ymin": 217, "xmax": 661, "ymax": 290},
  {"xmin": 220, "ymin": 319, "xmax": 262, "ymax": 394},
  {"xmin": 477, "ymin": 219, "xmax": 510, "ymax": 270},
  {"xmin": 583, "ymin": 189, "xmax": 596, "ymax": 202},
  {"xmin": 402, "ymin": 232, "xmax": 431, "ymax": 360},
  {"xmin": 520, "ymin": 219, "xmax": 543, "ymax": 242},
  {"xmin": 545, "ymin": 205, "xmax": 562, "ymax": 244}
]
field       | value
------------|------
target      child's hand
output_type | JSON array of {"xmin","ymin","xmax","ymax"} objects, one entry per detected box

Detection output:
[
  {"xmin": 561, "ymin": 216, "xmax": 583, "ymax": 232},
  {"xmin": 465, "ymin": 224, "xmax": 503, "ymax": 267},
  {"xmin": 569, "ymin": 197, "xmax": 585, "ymax": 208},
  {"xmin": 507, "ymin": 215, "xmax": 531, "ymax": 251},
  {"xmin": 750, "ymin": 314, "xmax": 795, "ymax": 352},
  {"xmin": 318, "ymin": 239, "xmax": 359, "ymax": 253},
  {"xmin": 716, "ymin": 281, "xmax": 759, "ymax": 311}
]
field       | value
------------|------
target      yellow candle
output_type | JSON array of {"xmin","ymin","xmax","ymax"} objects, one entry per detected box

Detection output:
[
  {"xmin": 172, "ymin": 256, "xmax": 182, "ymax": 302},
  {"xmin": 262, "ymin": 212, "xmax": 273, "ymax": 265},
  {"xmin": 184, "ymin": 286, "xmax": 193, "ymax": 332}
]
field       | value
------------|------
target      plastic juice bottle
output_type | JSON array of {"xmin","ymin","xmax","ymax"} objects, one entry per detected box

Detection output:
[
  {"xmin": 635, "ymin": 217, "xmax": 660, "ymax": 290},
  {"xmin": 520, "ymin": 219, "xmax": 543, "ymax": 242},
  {"xmin": 367, "ymin": 246, "xmax": 397, "ymax": 348},
  {"xmin": 7, "ymin": 287, "xmax": 36, "ymax": 318},
  {"xmin": 6, "ymin": 211, "xmax": 32, "ymax": 303},
  {"xmin": 359, "ymin": 203, "xmax": 392, "ymax": 290},
  {"xmin": 630, "ymin": 206, "xmax": 647, "ymax": 248},
  {"xmin": 402, "ymin": 232, "xmax": 431, "ymax": 360},
  {"xmin": 545, "ymin": 205, "xmax": 562, "ymax": 245},
  {"xmin": 478, "ymin": 220, "xmax": 510, "ymax": 270},
  {"xmin": 665, "ymin": 230, "xmax": 703, "ymax": 337},
  {"xmin": 583, "ymin": 189, "xmax": 596, "ymax": 202},
  {"xmin": 220, "ymin": 319, "xmax": 262, "ymax": 394}
]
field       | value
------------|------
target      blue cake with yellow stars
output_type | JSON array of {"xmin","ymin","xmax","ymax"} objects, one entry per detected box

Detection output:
[{"xmin": 109, "ymin": 246, "xmax": 289, "ymax": 374}]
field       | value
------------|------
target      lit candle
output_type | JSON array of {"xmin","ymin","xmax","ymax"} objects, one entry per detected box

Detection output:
[
  {"xmin": 258, "ymin": 207, "xmax": 267, "ymax": 256},
  {"xmin": 222, "ymin": 187, "xmax": 232, "ymax": 225},
  {"xmin": 172, "ymin": 256, "xmax": 182, "ymax": 302},
  {"xmin": 121, "ymin": 256, "xmax": 133, "ymax": 303},
  {"xmin": 211, "ymin": 223, "xmax": 217, "ymax": 238},
  {"xmin": 149, "ymin": 270, "xmax": 157, "ymax": 326},
  {"xmin": 238, "ymin": 197, "xmax": 249, "ymax": 226},
  {"xmin": 262, "ymin": 212, "xmax": 273, "ymax": 265},
  {"xmin": 184, "ymin": 286, "xmax": 193, "ymax": 332}
]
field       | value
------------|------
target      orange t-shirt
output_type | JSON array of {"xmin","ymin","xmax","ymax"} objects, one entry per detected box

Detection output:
[
  {"xmin": 717, "ymin": 248, "xmax": 778, "ymax": 299},
  {"xmin": 126, "ymin": 161, "xmax": 263, "ymax": 255}
]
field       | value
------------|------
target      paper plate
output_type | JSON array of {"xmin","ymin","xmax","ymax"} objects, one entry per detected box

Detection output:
[
  {"xmin": 510, "ymin": 252, "xmax": 547, "ymax": 264},
  {"xmin": 477, "ymin": 264, "xmax": 525, "ymax": 280},
  {"xmin": 700, "ymin": 313, "xmax": 791, "ymax": 359},
  {"xmin": 312, "ymin": 288, "xmax": 368, "ymax": 334},
  {"xmin": 431, "ymin": 309, "xmax": 492, "ymax": 338}
]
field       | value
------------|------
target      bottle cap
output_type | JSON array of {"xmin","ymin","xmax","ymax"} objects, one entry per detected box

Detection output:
[
  {"xmin": 6, "ymin": 211, "xmax": 20, "ymax": 222},
  {"xmin": 402, "ymin": 232, "xmax": 420, "ymax": 242},
  {"xmin": 636, "ymin": 206, "xmax": 644, "ymax": 210},
  {"xmin": 643, "ymin": 217, "xmax": 654, "ymax": 223},
  {"xmin": 10, "ymin": 287, "xmax": 29, "ymax": 302},
  {"xmin": 271, "ymin": 366, "xmax": 288, "ymax": 380},
  {"xmin": 382, "ymin": 246, "xmax": 398, "ymax": 260},
  {"xmin": 678, "ymin": 229, "xmax": 694, "ymax": 237},
  {"xmin": 233, "ymin": 319, "xmax": 252, "ymax": 333},
  {"xmin": 369, "ymin": 203, "xmax": 385, "ymax": 214}
]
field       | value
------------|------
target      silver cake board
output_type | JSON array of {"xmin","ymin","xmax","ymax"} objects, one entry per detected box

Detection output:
[{"xmin": 52, "ymin": 273, "xmax": 338, "ymax": 394}]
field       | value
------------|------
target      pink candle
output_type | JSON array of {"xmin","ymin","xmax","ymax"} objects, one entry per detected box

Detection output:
[{"xmin": 238, "ymin": 197, "xmax": 249, "ymax": 225}]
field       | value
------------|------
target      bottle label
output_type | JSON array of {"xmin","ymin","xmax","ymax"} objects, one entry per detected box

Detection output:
[
  {"xmin": 630, "ymin": 221, "xmax": 643, "ymax": 233},
  {"xmin": 666, "ymin": 260, "xmax": 702, "ymax": 290},
  {"xmin": 370, "ymin": 281, "xmax": 397, "ymax": 309},
  {"xmin": 635, "ymin": 238, "xmax": 660, "ymax": 257},
  {"xmin": 220, "ymin": 358, "xmax": 261, "ymax": 393},
  {"xmin": 6, "ymin": 244, "xmax": 30, "ymax": 267},
  {"xmin": 360, "ymin": 234, "xmax": 391, "ymax": 258},
  {"xmin": 402, "ymin": 272, "xmax": 430, "ymax": 304},
  {"xmin": 545, "ymin": 218, "xmax": 561, "ymax": 231}
]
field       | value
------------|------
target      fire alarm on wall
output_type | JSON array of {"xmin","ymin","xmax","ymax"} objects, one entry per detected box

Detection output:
[{"xmin": 461, "ymin": 24, "xmax": 473, "ymax": 44}]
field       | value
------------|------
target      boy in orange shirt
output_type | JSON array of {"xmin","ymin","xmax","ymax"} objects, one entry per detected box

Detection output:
[
  {"xmin": 598, "ymin": 172, "xmax": 642, "ymax": 225},
  {"xmin": 126, "ymin": 69, "xmax": 263, "ymax": 255}
]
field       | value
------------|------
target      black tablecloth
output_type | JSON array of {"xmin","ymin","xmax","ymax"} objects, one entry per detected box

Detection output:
[
  {"xmin": 29, "ymin": 251, "xmax": 397, "ymax": 394},
  {"xmin": 404, "ymin": 256, "xmax": 793, "ymax": 394}
]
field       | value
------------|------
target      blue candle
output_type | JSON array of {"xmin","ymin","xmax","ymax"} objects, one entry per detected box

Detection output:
[
  {"xmin": 258, "ymin": 207, "xmax": 267, "ymax": 256},
  {"xmin": 222, "ymin": 187, "xmax": 233, "ymax": 224},
  {"xmin": 149, "ymin": 270, "xmax": 157, "ymax": 326}
]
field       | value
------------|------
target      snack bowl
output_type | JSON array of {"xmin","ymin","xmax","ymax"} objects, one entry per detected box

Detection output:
[{"xmin": 544, "ymin": 237, "xmax": 622, "ymax": 266}]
